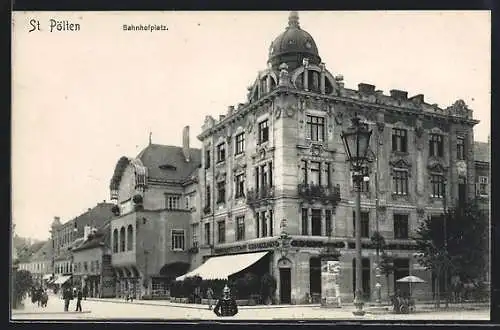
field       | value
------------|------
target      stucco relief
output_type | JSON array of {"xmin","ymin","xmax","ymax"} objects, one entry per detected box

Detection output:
[
  {"xmin": 285, "ymin": 105, "xmax": 297, "ymax": 118},
  {"xmin": 274, "ymin": 106, "xmax": 282, "ymax": 119}
]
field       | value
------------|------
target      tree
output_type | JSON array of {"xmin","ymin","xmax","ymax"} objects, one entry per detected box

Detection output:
[
  {"xmin": 260, "ymin": 273, "xmax": 277, "ymax": 305},
  {"xmin": 14, "ymin": 269, "xmax": 33, "ymax": 307},
  {"xmin": 370, "ymin": 231, "xmax": 386, "ymax": 256},
  {"xmin": 414, "ymin": 198, "xmax": 489, "ymax": 306}
]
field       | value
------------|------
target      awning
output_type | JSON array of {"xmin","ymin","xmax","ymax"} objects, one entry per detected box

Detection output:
[
  {"xmin": 42, "ymin": 274, "xmax": 52, "ymax": 280},
  {"xmin": 53, "ymin": 275, "xmax": 72, "ymax": 285},
  {"xmin": 176, "ymin": 251, "xmax": 269, "ymax": 281}
]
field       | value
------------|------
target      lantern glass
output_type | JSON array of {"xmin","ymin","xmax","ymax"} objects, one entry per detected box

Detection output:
[{"xmin": 341, "ymin": 116, "xmax": 372, "ymax": 168}]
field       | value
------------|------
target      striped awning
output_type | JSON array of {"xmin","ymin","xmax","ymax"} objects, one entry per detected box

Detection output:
[
  {"xmin": 176, "ymin": 251, "xmax": 269, "ymax": 281},
  {"xmin": 53, "ymin": 275, "xmax": 72, "ymax": 285}
]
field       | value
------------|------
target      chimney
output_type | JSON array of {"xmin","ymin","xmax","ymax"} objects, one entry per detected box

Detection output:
[
  {"xmin": 228, "ymin": 106, "xmax": 235, "ymax": 115},
  {"xmin": 390, "ymin": 89, "xmax": 408, "ymax": 100},
  {"xmin": 409, "ymin": 94, "xmax": 425, "ymax": 104},
  {"xmin": 358, "ymin": 83, "xmax": 376, "ymax": 94},
  {"xmin": 219, "ymin": 115, "xmax": 226, "ymax": 121},
  {"xmin": 84, "ymin": 225, "xmax": 91, "ymax": 241},
  {"xmin": 238, "ymin": 103, "xmax": 244, "ymax": 109},
  {"xmin": 182, "ymin": 126, "xmax": 190, "ymax": 162}
]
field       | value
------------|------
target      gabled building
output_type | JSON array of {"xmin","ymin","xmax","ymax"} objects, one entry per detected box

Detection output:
[
  {"xmin": 109, "ymin": 127, "xmax": 201, "ymax": 299},
  {"xmin": 73, "ymin": 222, "xmax": 115, "ymax": 298},
  {"xmin": 184, "ymin": 11, "xmax": 482, "ymax": 304}
]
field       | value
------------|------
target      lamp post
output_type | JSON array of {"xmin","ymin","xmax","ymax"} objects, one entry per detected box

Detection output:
[
  {"xmin": 443, "ymin": 179, "xmax": 448, "ymax": 308},
  {"xmin": 341, "ymin": 114, "xmax": 372, "ymax": 316}
]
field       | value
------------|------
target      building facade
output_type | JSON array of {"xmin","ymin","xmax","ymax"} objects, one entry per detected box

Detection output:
[
  {"xmin": 187, "ymin": 12, "xmax": 482, "ymax": 304},
  {"xmin": 109, "ymin": 127, "xmax": 201, "ymax": 299},
  {"xmin": 50, "ymin": 202, "xmax": 114, "ymax": 287},
  {"xmin": 73, "ymin": 223, "xmax": 115, "ymax": 298}
]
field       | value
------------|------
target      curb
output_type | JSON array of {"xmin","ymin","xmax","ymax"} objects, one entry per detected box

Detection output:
[{"xmin": 13, "ymin": 311, "xmax": 92, "ymax": 315}]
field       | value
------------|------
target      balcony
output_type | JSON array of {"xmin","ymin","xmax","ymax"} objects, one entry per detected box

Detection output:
[
  {"xmin": 298, "ymin": 184, "xmax": 341, "ymax": 205},
  {"xmin": 246, "ymin": 186, "xmax": 275, "ymax": 208}
]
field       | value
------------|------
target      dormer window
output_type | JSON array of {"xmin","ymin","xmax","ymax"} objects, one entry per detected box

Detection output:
[
  {"xmin": 217, "ymin": 143, "xmax": 226, "ymax": 163},
  {"xmin": 306, "ymin": 115, "xmax": 325, "ymax": 142}
]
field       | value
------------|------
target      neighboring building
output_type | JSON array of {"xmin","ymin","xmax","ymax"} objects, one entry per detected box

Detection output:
[
  {"xmin": 185, "ymin": 12, "xmax": 481, "ymax": 304},
  {"xmin": 73, "ymin": 223, "xmax": 115, "ymax": 298},
  {"xmin": 16, "ymin": 240, "xmax": 52, "ymax": 283},
  {"xmin": 109, "ymin": 127, "xmax": 201, "ymax": 299},
  {"xmin": 50, "ymin": 201, "xmax": 114, "ymax": 287}
]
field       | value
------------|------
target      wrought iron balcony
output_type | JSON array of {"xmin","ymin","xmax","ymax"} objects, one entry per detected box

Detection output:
[
  {"xmin": 246, "ymin": 185, "xmax": 275, "ymax": 208},
  {"xmin": 298, "ymin": 184, "xmax": 341, "ymax": 205}
]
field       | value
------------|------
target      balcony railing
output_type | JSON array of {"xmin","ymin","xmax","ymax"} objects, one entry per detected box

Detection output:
[
  {"xmin": 298, "ymin": 184, "xmax": 341, "ymax": 205},
  {"xmin": 246, "ymin": 186, "xmax": 275, "ymax": 208}
]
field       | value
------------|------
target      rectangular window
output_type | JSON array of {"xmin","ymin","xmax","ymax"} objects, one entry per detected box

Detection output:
[
  {"xmin": 477, "ymin": 176, "xmax": 489, "ymax": 196},
  {"xmin": 235, "ymin": 133, "xmax": 245, "ymax": 155},
  {"xmin": 90, "ymin": 261, "xmax": 95, "ymax": 272},
  {"xmin": 429, "ymin": 134, "xmax": 444, "ymax": 157},
  {"xmin": 260, "ymin": 164, "xmax": 268, "ymax": 188},
  {"xmin": 352, "ymin": 167, "xmax": 370, "ymax": 192},
  {"xmin": 269, "ymin": 210, "xmax": 273, "ymax": 237},
  {"xmin": 84, "ymin": 262, "xmax": 88, "ymax": 272},
  {"xmin": 394, "ymin": 214, "xmax": 409, "ymax": 239},
  {"xmin": 205, "ymin": 149, "xmax": 211, "ymax": 169},
  {"xmin": 236, "ymin": 216, "xmax": 245, "ymax": 241},
  {"xmin": 301, "ymin": 208, "xmax": 309, "ymax": 235},
  {"xmin": 171, "ymin": 230, "xmax": 185, "ymax": 251},
  {"xmin": 235, "ymin": 173, "xmax": 245, "ymax": 198},
  {"xmin": 306, "ymin": 115, "xmax": 325, "ymax": 142},
  {"xmin": 255, "ymin": 212, "xmax": 260, "ymax": 238},
  {"xmin": 185, "ymin": 195, "xmax": 190, "ymax": 209},
  {"xmin": 217, "ymin": 221, "xmax": 226, "ymax": 244},
  {"xmin": 392, "ymin": 128, "xmax": 408, "ymax": 152},
  {"xmin": 261, "ymin": 211, "xmax": 267, "ymax": 237},
  {"xmin": 431, "ymin": 175, "xmax": 445, "ymax": 198},
  {"xmin": 255, "ymin": 167, "xmax": 260, "ymax": 192},
  {"xmin": 205, "ymin": 185, "xmax": 211, "ymax": 209},
  {"xmin": 457, "ymin": 136, "xmax": 465, "ymax": 160},
  {"xmin": 301, "ymin": 160, "xmax": 308, "ymax": 184},
  {"xmin": 217, "ymin": 143, "xmax": 226, "ymax": 163},
  {"xmin": 310, "ymin": 161, "xmax": 321, "ymax": 185},
  {"xmin": 325, "ymin": 210, "xmax": 332, "ymax": 236},
  {"xmin": 166, "ymin": 195, "xmax": 181, "ymax": 210},
  {"xmin": 258, "ymin": 119, "xmax": 269, "ymax": 144},
  {"xmin": 353, "ymin": 211, "xmax": 370, "ymax": 238},
  {"xmin": 204, "ymin": 223, "xmax": 211, "ymax": 246},
  {"xmin": 393, "ymin": 170, "xmax": 409, "ymax": 195},
  {"xmin": 324, "ymin": 163, "xmax": 331, "ymax": 187},
  {"xmin": 311, "ymin": 209, "xmax": 322, "ymax": 236},
  {"xmin": 216, "ymin": 181, "xmax": 226, "ymax": 204},
  {"xmin": 191, "ymin": 224, "xmax": 199, "ymax": 246}
]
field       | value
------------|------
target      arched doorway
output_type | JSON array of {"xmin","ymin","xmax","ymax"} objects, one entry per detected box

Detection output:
[
  {"xmin": 278, "ymin": 257, "xmax": 292, "ymax": 304},
  {"xmin": 156, "ymin": 262, "xmax": 191, "ymax": 297}
]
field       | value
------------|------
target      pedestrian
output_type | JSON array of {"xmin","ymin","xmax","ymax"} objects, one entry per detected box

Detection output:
[
  {"xmin": 213, "ymin": 285, "xmax": 238, "ymax": 317},
  {"xmin": 206, "ymin": 287, "xmax": 214, "ymax": 310},
  {"xmin": 63, "ymin": 287, "xmax": 72, "ymax": 312},
  {"xmin": 75, "ymin": 288, "xmax": 83, "ymax": 312},
  {"xmin": 128, "ymin": 289, "xmax": 134, "ymax": 302},
  {"xmin": 83, "ymin": 286, "xmax": 88, "ymax": 300}
]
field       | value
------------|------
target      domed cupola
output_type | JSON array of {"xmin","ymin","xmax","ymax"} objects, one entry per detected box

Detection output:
[{"xmin": 268, "ymin": 12, "xmax": 321, "ymax": 71}]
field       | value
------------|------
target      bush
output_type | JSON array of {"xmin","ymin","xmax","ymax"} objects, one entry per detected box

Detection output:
[{"xmin": 14, "ymin": 269, "xmax": 33, "ymax": 306}]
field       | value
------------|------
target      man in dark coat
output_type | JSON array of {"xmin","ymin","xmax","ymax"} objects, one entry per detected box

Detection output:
[
  {"xmin": 83, "ymin": 286, "xmax": 88, "ymax": 300},
  {"xmin": 213, "ymin": 285, "xmax": 238, "ymax": 317},
  {"xmin": 75, "ymin": 288, "xmax": 83, "ymax": 312},
  {"xmin": 63, "ymin": 287, "xmax": 73, "ymax": 312}
]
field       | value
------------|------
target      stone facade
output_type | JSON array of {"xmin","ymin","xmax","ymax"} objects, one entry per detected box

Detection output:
[{"xmin": 191, "ymin": 12, "xmax": 483, "ymax": 304}]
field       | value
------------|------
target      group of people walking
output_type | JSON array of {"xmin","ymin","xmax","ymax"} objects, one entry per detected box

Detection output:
[{"xmin": 62, "ymin": 286, "xmax": 86, "ymax": 312}]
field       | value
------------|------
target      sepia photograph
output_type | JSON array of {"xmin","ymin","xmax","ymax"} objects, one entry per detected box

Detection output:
[{"xmin": 11, "ymin": 10, "xmax": 491, "ymax": 321}]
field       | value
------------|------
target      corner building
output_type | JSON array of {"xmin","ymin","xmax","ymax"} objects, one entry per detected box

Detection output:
[{"xmin": 190, "ymin": 12, "xmax": 480, "ymax": 304}]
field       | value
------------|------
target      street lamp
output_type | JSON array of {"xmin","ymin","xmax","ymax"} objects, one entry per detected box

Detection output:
[{"xmin": 341, "ymin": 114, "xmax": 372, "ymax": 316}]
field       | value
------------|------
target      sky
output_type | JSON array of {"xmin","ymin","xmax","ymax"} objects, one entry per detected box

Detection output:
[{"xmin": 12, "ymin": 11, "xmax": 490, "ymax": 240}]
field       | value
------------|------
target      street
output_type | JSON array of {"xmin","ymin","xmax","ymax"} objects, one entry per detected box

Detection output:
[{"xmin": 12, "ymin": 294, "xmax": 490, "ymax": 321}]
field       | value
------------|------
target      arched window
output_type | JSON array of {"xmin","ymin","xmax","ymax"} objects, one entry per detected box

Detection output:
[
  {"xmin": 113, "ymin": 229, "xmax": 118, "ymax": 253},
  {"xmin": 127, "ymin": 225, "xmax": 133, "ymax": 251},
  {"xmin": 120, "ymin": 227, "xmax": 126, "ymax": 252}
]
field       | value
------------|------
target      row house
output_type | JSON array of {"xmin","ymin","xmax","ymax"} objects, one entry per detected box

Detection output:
[
  {"xmin": 109, "ymin": 127, "xmax": 201, "ymax": 299},
  {"xmin": 181, "ymin": 12, "xmax": 485, "ymax": 304}
]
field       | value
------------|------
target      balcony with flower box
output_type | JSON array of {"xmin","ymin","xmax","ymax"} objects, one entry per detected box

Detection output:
[{"xmin": 246, "ymin": 185, "xmax": 275, "ymax": 209}]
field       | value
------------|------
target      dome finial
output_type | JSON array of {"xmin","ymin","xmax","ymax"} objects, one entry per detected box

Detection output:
[{"xmin": 288, "ymin": 11, "xmax": 300, "ymax": 28}]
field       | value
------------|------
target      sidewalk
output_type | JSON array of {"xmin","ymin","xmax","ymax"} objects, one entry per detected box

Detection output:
[
  {"xmin": 86, "ymin": 297, "xmax": 490, "ymax": 313},
  {"xmin": 12, "ymin": 294, "xmax": 91, "ymax": 316}
]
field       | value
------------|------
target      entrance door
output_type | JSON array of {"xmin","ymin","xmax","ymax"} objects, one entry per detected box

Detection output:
[
  {"xmin": 309, "ymin": 257, "xmax": 321, "ymax": 302},
  {"xmin": 280, "ymin": 268, "xmax": 291, "ymax": 304}
]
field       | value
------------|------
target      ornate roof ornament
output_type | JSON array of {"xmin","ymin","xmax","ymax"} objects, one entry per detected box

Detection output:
[
  {"xmin": 447, "ymin": 99, "xmax": 471, "ymax": 117},
  {"xmin": 288, "ymin": 11, "xmax": 300, "ymax": 29}
]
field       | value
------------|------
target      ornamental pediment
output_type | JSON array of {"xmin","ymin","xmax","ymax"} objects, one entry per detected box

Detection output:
[
  {"xmin": 427, "ymin": 159, "xmax": 447, "ymax": 173},
  {"xmin": 389, "ymin": 157, "xmax": 412, "ymax": 169}
]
